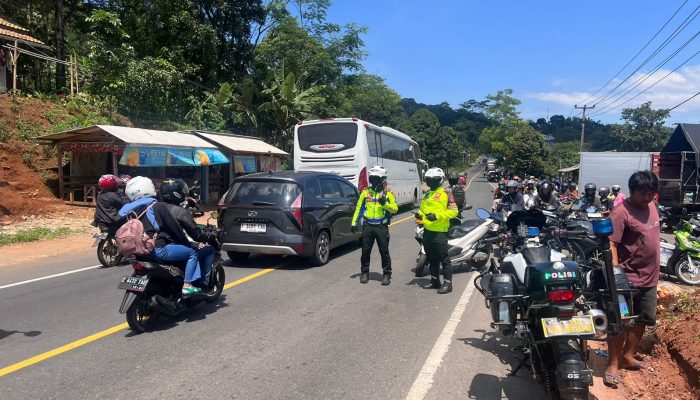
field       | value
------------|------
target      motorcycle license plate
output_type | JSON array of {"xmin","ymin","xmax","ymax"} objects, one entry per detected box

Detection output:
[
  {"xmin": 241, "ymin": 223, "xmax": 266, "ymax": 233},
  {"xmin": 541, "ymin": 316, "xmax": 595, "ymax": 338},
  {"xmin": 118, "ymin": 276, "xmax": 148, "ymax": 292}
]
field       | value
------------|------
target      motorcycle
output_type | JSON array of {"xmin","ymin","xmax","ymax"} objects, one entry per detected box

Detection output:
[
  {"xmin": 184, "ymin": 180, "xmax": 204, "ymax": 217},
  {"xmin": 93, "ymin": 230, "xmax": 123, "ymax": 268},
  {"xmin": 414, "ymin": 205, "xmax": 495, "ymax": 277},
  {"xmin": 659, "ymin": 218, "xmax": 700, "ymax": 286},
  {"xmin": 117, "ymin": 212, "xmax": 226, "ymax": 333},
  {"xmin": 474, "ymin": 208, "xmax": 628, "ymax": 400}
]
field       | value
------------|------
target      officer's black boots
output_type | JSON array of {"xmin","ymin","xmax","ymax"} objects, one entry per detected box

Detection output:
[
  {"xmin": 437, "ymin": 280, "xmax": 452, "ymax": 294},
  {"xmin": 423, "ymin": 277, "xmax": 441, "ymax": 289},
  {"xmin": 360, "ymin": 273, "xmax": 369, "ymax": 284},
  {"xmin": 381, "ymin": 275, "xmax": 391, "ymax": 286}
]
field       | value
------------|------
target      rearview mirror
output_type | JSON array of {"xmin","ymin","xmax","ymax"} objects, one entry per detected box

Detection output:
[{"xmin": 476, "ymin": 208, "xmax": 491, "ymax": 219}]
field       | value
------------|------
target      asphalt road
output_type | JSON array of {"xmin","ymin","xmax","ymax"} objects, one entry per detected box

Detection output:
[{"xmin": 0, "ymin": 165, "xmax": 545, "ymax": 400}]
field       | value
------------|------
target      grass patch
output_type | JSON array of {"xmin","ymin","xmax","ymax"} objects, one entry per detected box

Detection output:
[{"xmin": 0, "ymin": 227, "xmax": 73, "ymax": 245}]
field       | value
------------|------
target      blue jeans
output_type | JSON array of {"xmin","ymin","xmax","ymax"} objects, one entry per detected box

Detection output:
[
  {"xmin": 153, "ymin": 244, "xmax": 200, "ymax": 283},
  {"xmin": 197, "ymin": 245, "xmax": 215, "ymax": 286}
]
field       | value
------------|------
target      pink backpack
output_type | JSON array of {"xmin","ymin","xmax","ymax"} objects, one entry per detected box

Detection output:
[{"xmin": 115, "ymin": 203, "xmax": 158, "ymax": 257}]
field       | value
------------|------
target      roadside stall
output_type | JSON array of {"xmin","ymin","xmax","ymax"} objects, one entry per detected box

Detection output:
[
  {"xmin": 38, "ymin": 125, "xmax": 228, "ymax": 205},
  {"xmin": 188, "ymin": 131, "xmax": 289, "ymax": 201}
]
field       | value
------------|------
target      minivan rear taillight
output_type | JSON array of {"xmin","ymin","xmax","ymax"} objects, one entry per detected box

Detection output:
[
  {"xmin": 358, "ymin": 167, "xmax": 368, "ymax": 192},
  {"xmin": 291, "ymin": 192, "xmax": 303, "ymax": 229}
]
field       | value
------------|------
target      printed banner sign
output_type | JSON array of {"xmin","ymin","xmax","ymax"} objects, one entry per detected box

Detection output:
[
  {"xmin": 259, "ymin": 156, "xmax": 280, "ymax": 172},
  {"xmin": 234, "ymin": 156, "xmax": 257, "ymax": 174},
  {"xmin": 119, "ymin": 146, "xmax": 229, "ymax": 167}
]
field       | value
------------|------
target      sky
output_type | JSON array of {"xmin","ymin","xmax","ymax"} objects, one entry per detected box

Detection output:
[{"xmin": 324, "ymin": 0, "xmax": 700, "ymax": 124}]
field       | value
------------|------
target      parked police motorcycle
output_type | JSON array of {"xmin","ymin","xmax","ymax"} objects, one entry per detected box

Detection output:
[
  {"xmin": 659, "ymin": 217, "xmax": 700, "ymax": 286},
  {"xmin": 117, "ymin": 212, "xmax": 225, "ymax": 333},
  {"xmin": 414, "ymin": 205, "xmax": 495, "ymax": 276},
  {"xmin": 474, "ymin": 208, "xmax": 614, "ymax": 400}
]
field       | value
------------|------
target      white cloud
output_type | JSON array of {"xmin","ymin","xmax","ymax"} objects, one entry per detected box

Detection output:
[{"xmin": 526, "ymin": 64, "xmax": 700, "ymax": 117}]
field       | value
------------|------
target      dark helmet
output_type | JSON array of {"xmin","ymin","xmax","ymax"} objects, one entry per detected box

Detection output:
[
  {"xmin": 599, "ymin": 186, "xmax": 610, "ymax": 197},
  {"xmin": 540, "ymin": 181, "xmax": 552, "ymax": 196},
  {"xmin": 568, "ymin": 181, "xmax": 577, "ymax": 189},
  {"xmin": 584, "ymin": 182, "xmax": 596, "ymax": 198},
  {"xmin": 117, "ymin": 174, "xmax": 132, "ymax": 190},
  {"xmin": 498, "ymin": 180, "xmax": 506, "ymax": 191},
  {"xmin": 611, "ymin": 184, "xmax": 621, "ymax": 194},
  {"xmin": 159, "ymin": 178, "xmax": 189, "ymax": 204},
  {"xmin": 506, "ymin": 180, "xmax": 518, "ymax": 191},
  {"xmin": 448, "ymin": 172, "xmax": 459, "ymax": 185}
]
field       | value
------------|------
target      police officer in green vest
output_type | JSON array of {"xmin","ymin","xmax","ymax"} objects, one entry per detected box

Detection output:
[
  {"xmin": 416, "ymin": 167, "xmax": 459, "ymax": 294},
  {"xmin": 351, "ymin": 165, "xmax": 398, "ymax": 285}
]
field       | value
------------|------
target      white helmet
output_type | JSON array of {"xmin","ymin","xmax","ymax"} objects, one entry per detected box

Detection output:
[
  {"xmin": 368, "ymin": 165, "xmax": 387, "ymax": 187},
  {"xmin": 125, "ymin": 176, "xmax": 157, "ymax": 201},
  {"xmin": 424, "ymin": 167, "xmax": 445, "ymax": 189},
  {"xmin": 425, "ymin": 167, "xmax": 445, "ymax": 180}
]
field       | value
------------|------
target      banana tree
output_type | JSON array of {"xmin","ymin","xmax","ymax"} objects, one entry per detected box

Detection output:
[{"xmin": 259, "ymin": 65, "xmax": 324, "ymax": 150}]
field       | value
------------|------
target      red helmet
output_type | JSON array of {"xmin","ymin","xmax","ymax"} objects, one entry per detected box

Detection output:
[{"xmin": 98, "ymin": 174, "xmax": 120, "ymax": 192}]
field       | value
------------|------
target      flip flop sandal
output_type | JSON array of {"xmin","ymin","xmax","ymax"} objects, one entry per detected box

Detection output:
[
  {"xmin": 604, "ymin": 372, "xmax": 621, "ymax": 388},
  {"xmin": 620, "ymin": 361, "xmax": 645, "ymax": 371}
]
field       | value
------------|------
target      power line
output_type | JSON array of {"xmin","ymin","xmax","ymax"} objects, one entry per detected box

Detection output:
[
  {"xmin": 590, "ymin": 3, "xmax": 700, "ymax": 106},
  {"xmin": 589, "ymin": 46, "xmax": 700, "ymax": 118},
  {"xmin": 578, "ymin": 0, "xmax": 689, "ymax": 106},
  {"xmin": 669, "ymin": 89, "xmax": 700, "ymax": 111}
]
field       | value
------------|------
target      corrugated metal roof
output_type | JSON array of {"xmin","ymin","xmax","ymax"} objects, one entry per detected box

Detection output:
[
  {"xmin": 0, "ymin": 17, "xmax": 29, "ymax": 33},
  {"xmin": 38, "ymin": 125, "xmax": 216, "ymax": 149},
  {"xmin": 193, "ymin": 131, "xmax": 288, "ymax": 156},
  {"xmin": 558, "ymin": 164, "xmax": 579, "ymax": 173}
]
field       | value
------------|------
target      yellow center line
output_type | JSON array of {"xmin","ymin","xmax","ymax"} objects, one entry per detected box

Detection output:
[
  {"xmin": 1, "ymin": 212, "xmax": 416, "ymax": 378},
  {"xmin": 0, "ymin": 267, "xmax": 279, "ymax": 378}
]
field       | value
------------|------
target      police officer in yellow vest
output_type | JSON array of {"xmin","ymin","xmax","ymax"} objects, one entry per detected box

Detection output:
[
  {"xmin": 351, "ymin": 165, "xmax": 398, "ymax": 285},
  {"xmin": 416, "ymin": 167, "xmax": 459, "ymax": 294}
]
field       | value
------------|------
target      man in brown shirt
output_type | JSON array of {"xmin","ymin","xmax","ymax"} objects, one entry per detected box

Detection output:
[{"xmin": 604, "ymin": 171, "xmax": 660, "ymax": 388}]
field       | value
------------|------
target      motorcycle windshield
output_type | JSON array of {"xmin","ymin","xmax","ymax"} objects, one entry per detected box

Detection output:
[{"xmin": 521, "ymin": 246, "xmax": 552, "ymax": 264}]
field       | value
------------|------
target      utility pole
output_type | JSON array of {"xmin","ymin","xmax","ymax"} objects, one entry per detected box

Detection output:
[{"xmin": 575, "ymin": 104, "xmax": 595, "ymax": 153}]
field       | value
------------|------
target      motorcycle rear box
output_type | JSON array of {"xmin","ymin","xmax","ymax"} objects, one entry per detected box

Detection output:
[{"xmin": 525, "ymin": 261, "xmax": 581, "ymax": 298}]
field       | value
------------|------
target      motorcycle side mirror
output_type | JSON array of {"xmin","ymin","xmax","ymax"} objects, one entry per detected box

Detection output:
[
  {"xmin": 476, "ymin": 208, "xmax": 491, "ymax": 219},
  {"xmin": 463, "ymin": 204, "xmax": 473, "ymax": 211}
]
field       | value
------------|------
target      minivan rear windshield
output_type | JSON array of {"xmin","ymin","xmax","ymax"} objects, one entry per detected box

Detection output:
[
  {"xmin": 224, "ymin": 181, "xmax": 301, "ymax": 207},
  {"xmin": 298, "ymin": 122, "xmax": 358, "ymax": 152}
]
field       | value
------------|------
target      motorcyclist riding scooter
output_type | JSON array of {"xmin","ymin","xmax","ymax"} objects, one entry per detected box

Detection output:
[{"xmin": 92, "ymin": 174, "xmax": 128, "ymax": 267}]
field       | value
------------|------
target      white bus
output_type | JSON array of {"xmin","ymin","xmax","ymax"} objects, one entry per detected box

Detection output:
[{"xmin": 293, "ymin": 118, "xmax": 425, "ymax": 206}]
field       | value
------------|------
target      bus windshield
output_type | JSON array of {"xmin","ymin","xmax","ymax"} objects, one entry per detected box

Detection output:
[{"xmin": 297, "ymin": 122, "xmax": 358, "ymax": 152}]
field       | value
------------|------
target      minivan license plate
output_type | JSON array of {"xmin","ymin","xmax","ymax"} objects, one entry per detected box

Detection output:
[
  {"xmin": 241, "ymin": 223, "xmax": 266, "ymax": 233},
  {"xmin": 541, "ymin": 316, "xmax": 595, "ymax": 337}
]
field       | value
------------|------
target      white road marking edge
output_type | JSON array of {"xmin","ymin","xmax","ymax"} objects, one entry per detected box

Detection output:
[
  {"xmin": 405, "ymin": 276, "xmax": 477, "ymax": 400},
  {"xmin": 0, "ymin": 265, "xmax": 101, "ymax": 290}
]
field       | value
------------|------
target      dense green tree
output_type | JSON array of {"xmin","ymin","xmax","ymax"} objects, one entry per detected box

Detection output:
[
  {"xmin": 610, "ymin": 102, "xmax": 672, "ymax": 151},
  {"xmin": 335, "ymin": 74, "xmax": 402, "ymax": 126},
  {"xmin": 502, "ymin": 125, "xmax": 552, "ymax": 177}
]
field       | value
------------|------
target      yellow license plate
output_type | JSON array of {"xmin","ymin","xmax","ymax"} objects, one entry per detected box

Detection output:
[{"xmin": 541, "ymin": 316, "xmax": 596, "ymax": 338}]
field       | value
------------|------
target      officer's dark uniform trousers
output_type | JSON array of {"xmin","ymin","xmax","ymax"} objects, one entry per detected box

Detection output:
[{"xmin": 361, "ymin": 223, "xmax": 391, "ymax": 276}]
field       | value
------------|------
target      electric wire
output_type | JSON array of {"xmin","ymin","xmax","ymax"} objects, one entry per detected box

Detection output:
[
  {"xmin": 590, "ymin": 3, "xmax": 700, "ymax": 107},
  {"xmin": 668, "ymin": 89, "xmax": 700, "ymax": 111},
  {"xmin": 590, "ymin": 30, "xmax": 700, "ymax": 117},
  {"xmin": 590, "ymin": 46, "xmax": 700, "ymax": 118},
  {"xmin": 578, "ymin": 0, "xmax": 689, "ymax": 106}
]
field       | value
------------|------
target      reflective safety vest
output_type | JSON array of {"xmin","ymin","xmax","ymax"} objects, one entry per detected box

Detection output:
[
  {"xmin": 417, "ymin": 187, "xmax": 459, "ymax": 232},
  {"xmin": 352, "ymin": 188, "xmax": 398, "ymax": 226}
]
